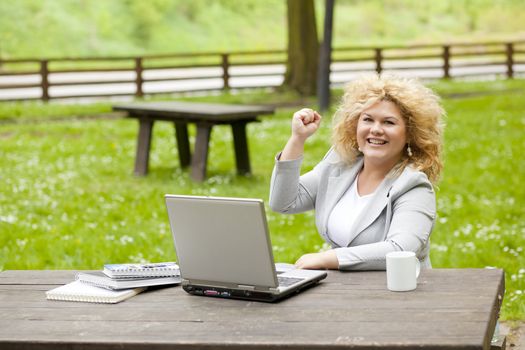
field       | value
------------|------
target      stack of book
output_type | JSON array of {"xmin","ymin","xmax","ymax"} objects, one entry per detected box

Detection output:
[{"xmin": 46, "ymin": 262, "xmax": 181, "ymax": 304}]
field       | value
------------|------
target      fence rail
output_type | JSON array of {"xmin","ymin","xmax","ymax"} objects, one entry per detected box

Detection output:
[{"xmin": 1, "ymin": 40, "xmax": 524, "ymax": 101}]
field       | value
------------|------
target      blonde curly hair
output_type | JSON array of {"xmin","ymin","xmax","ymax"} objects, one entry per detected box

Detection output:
[{"xmin": 332, "ymin": 74, "xmax": 445, "ymax": 183}]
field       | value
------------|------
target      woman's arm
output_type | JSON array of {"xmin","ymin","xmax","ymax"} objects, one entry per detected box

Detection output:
[
  {"xmin": 269, "ymin": 109, "xmax": 323, "ymax": 213},
  {"xmin": 294, "ymin": 250, "xmax": 339, "ymax": 269},
  {"xmin": 280, "ymin": 108, "xmax": 322, "ymax": 161},
  {"xmin": 268, "ymin": 152, "xmax": 321, "ymax": 213}
]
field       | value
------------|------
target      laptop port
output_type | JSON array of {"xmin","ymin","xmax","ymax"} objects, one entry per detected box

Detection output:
[{"xmin": 204, "ymin": 290, "xmax": 219, "ymax": 296}]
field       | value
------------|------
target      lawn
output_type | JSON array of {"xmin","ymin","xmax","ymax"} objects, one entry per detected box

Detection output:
[{"xmin": 0, "ymin": 79, "xmax": 523, "ymax": 319}]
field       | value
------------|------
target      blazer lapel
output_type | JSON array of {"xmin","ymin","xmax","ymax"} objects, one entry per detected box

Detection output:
[{"xmin": 347, "ymin": 176, "xmax": 396, "ymax": 244}]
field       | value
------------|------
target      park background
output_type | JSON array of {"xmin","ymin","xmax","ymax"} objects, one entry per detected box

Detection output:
[{"xmin": 0, "ymin": 0, "xmax": 524, "ymax": 321}]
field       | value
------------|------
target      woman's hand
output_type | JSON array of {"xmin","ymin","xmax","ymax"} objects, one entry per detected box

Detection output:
[
  {"xmin": 280, "ymin": 108, "xmax": 322, "ymax": 161},
  {"xmin": 295, "ymin": 250, "xmax": 338, "ymax": 270},
  {"xmin": 291, "ymin": 108, "xmax": 322, "ymax": 141}
]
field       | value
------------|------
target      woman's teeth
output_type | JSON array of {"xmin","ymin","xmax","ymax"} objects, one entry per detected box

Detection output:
[{"xmin": 368, "ymin": 138, "xmax": 387, "ymax": 145}]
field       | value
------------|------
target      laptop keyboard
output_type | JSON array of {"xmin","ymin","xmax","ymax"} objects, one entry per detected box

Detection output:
[{"xmin": 277, "ymin": 276, "xmax": 304, "ymax": 287}]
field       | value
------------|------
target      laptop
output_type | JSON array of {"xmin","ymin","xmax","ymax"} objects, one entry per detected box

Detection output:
[{"xmin": 165, "ymin": 194, "xmax": 327, "ymax": 302}]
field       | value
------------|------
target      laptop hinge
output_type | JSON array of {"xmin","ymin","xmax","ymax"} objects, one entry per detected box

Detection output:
[{"xmin": 269, "ymin": 287, "xmax": 279, "ymax": 292}]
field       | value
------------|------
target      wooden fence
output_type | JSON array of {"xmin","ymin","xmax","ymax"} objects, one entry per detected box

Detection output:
[{"xmin": 0, "ymin": 40, "xmax": 524, "ymax": 101}]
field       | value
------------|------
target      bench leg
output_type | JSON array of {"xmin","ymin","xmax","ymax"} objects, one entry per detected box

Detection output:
[
  {"xmin": 231, "ymin": 121, "xmax": 251, "ymax": 175},
  {"xmin": 134, "ymin": 119, "xmax": 154, "ymax": 176},
  {"xmin": 191, "ymin": 124, "xmax": 212, "ymax": 182},
  {"xmin": 174, "ymin": 122, "xmax": 191, "ymax": 168}
]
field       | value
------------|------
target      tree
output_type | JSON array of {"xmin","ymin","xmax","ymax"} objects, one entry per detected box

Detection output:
[{"xmin": 282, "ymin": 0, "xmax": 319, "ymax": 96}]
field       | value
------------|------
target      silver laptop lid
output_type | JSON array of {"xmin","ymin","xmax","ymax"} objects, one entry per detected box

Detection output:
[{"xmin": 165, "ymin": 195, "xmax": 279, "ymax": 288}]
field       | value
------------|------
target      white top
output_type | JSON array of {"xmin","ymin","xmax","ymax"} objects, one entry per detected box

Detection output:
[{"xmin": 327, "ymin": 175, "xmax": 375, "ymax": 247}]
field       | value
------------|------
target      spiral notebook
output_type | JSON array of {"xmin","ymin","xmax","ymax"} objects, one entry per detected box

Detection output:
[
  {"xmin": 46, "ymin": 280, "xmax": 145, "ymax": 303},
  {"xmin": 103, "ymin": 262, "xmax": 179, "ymax": 278},
  {"xmin": 77, "ymin": 271, "xmax": 181, "ymax": 290}
]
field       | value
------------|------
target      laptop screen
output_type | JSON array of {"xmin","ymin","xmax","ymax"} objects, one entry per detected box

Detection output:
[{"xmin": 165, "ymin": 195, "xmax": 278, "ymax": 288}]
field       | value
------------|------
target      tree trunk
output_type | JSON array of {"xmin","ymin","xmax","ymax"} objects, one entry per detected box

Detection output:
[{"xmin": 283, "ymin": 0, "xmax": 319, "ymax": 96}]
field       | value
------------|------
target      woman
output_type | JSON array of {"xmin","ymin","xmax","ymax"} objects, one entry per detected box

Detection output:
[{"xmin": 269, "ymin": 74, "xmax": 444, "ymax": 270}]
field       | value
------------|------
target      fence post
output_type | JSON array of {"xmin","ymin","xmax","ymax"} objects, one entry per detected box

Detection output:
[
  {"xmin": 221, "ymin": 54, "xmax": 230, "ymax": 90},
  {"xmin": 40, "ymin": 60, "xmax": 49, "ymax": 101},
  {"xmin": 374, "ymin": 48, "xmax": 382, "ymax": 74},
  {"xmin": 443, "ymin": 45, "xmax": 450, "ymax": 79},
  {"xmin": 506, "ymin": 43, "xmax": 514, "ymax": 79},
  {"xmin": 135, "ymin": 57, "xmax": 143, "ymax": 97}
]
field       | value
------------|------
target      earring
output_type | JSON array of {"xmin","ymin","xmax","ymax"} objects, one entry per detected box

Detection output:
[
  {"xmin": 407, "ymin": 144, "xmax": 413, "ymax": 157},
  {"xmin": 358, "ymin": 146, "xmax": 362, "ymax": 152}
]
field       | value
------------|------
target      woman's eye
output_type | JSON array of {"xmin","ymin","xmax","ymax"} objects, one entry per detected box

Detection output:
[{"xmin": 385, "ymin": 120, "xmax": 394, "ymax": 125}]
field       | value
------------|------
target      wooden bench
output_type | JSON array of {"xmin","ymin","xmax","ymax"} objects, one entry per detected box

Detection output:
[
  {"xmin": 0, "ymin": 269, "xmax": 505, "ymax": 349},
  {"xmin": 113, "ymin": 101, "xmax": 275, "ymax": 181}
]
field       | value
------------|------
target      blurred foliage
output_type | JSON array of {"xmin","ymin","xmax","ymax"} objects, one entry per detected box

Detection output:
[{"xmin": 1, "ymin": 0, "xmax": 525, "ymax": 59}]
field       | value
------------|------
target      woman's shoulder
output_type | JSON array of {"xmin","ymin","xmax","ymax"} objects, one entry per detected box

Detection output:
[
  {"xmin": 321, "ymin": 146, "xmax": 361, "ymax": 166},
  {"xmin": 321, "ymin": 146, "xmax": 341, "ymax": 163},
  {"xmin": 316, "ymin": 147, "xmax": 363, "ymax": 175},
  {"xmin": 390, "ymin": 166, "xmax": 434, "ymax": 197}
]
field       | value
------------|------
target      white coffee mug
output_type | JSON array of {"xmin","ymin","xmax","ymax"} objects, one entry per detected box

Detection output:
[{"xmin": 386, "ymin": 251, "xmax": 421, "ymax": 292}]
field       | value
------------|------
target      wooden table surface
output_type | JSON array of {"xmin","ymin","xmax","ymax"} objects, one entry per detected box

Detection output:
[
  {"xmin": 0, "ymin": 269, "xmax": 504, "ymax": 350},
  {"xmin": 113, "ymin": 101, "xmax": 276, "ymax": 122}
]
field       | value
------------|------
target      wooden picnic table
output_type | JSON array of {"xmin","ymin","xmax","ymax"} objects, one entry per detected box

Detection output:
[
  {"xmin": 112, "ymin": 101, "xmax": 275, "ymax": 181},
  {"xmin": 0, "ymin": 269, "xmax": 505, "ymax": 350}
]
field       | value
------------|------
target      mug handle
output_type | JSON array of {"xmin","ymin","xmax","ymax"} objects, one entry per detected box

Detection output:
[{"xmin": 415, "ymin": 258, "xmax": 421, "ymax": 279}]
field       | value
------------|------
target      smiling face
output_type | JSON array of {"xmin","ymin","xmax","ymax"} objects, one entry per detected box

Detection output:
[{"xmin": 356, "ymin": 99, "xmax": 407, "ymax": 168}]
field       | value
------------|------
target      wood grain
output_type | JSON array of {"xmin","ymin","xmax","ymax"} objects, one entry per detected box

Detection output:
[{"xmin": 0, "ymin": 269, "xmax": 504, "ymax": 350}]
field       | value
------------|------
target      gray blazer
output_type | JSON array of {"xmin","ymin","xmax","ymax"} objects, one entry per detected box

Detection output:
[{"xmin": 269, "ymin": 148, "xmax": 436, "ymax": 270}]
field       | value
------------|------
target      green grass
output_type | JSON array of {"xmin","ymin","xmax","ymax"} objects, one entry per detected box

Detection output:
[
  {"xmin": 0, "ymin": 100, "xmax": 112, "ymax": 122},
  {"xmin": 0, "ymin": 79, "xmax": 524, "ymax": 320},
  {"xmin": 0, "ymin": 89, "xmax": 311, "ymax": 122}
]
